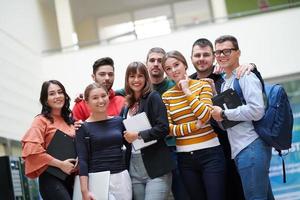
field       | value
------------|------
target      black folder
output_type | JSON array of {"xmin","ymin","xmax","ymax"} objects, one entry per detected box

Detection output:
[
  {"xmin": 46, "ymin": 129, "xmax": 76, "ymax": 180},
  {"xmin": 212, "ymin": 88, "xmax": 243, "ymax": 129}
]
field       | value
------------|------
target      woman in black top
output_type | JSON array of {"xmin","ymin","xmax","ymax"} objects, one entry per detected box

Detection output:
[
  {"xmin": 121, "ymin": 61, "xmax": 175, "ymax": 200},
  {"xmin": 76, "ymin": 83, "xmax": 132, "ymax": 200}
]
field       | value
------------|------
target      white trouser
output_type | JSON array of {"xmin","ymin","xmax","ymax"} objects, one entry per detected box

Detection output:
[{"xmin": 109, "ymin": 170, "xmax": 132, "ymax": 200}]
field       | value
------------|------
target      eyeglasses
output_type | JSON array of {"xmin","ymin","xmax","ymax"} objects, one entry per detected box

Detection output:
[{"xmin": 214, "ymin": 48, "xmax": 237, "ymax": 57}]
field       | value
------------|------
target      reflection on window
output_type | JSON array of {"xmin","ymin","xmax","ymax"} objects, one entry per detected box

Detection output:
[
  {"xmin": 96, "ymin": 2, "xmax": 208, "ymax": 44},
  {"xmin": 134, "ymin": 16, "xmax": 171, "ymax": 39},
  {"xmin": 98, "ymin": 15, "xmax": 171, "ymax": 43},
  {"xmin": 99, "ymin": 21, "xmax": 135, "ymax": 41},
  {"xmin": 282, "ymin": 79, "xmax": 300, "ymax": 104}
]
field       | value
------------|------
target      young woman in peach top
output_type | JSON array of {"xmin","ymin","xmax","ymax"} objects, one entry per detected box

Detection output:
[{"xmin": 22, "ymin": 80, "xmax": 76, "ymax": 200}]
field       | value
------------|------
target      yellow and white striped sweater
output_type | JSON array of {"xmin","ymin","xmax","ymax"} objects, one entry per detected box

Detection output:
[{"xmin": 162, "ymin": 79, "xmax": 220, "ymax": 152}]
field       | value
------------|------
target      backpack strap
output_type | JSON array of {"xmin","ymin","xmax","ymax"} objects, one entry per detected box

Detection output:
[
  {"xmin": 233, "ymin": 78, "xmax": 268, "ymax": 108},
  {"xmin": 233, "ymin": 78, "xmax": 246, "ymax": 104},
  {"xmin": 278, "ymin": 150, "xmax": 287, "ymax": 183}
]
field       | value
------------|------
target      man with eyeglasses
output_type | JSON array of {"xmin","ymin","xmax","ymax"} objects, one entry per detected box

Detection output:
[
  {"xmin": 211, "ymin": 35, "xmax": 274, "ymax": 200},
  {"xmin": 190, "ymin": 38, "xmax": 256, "ymax": 95},
  {"xmin": 189, "ymin": 38, "xmax": 261, "ymax": 200}
]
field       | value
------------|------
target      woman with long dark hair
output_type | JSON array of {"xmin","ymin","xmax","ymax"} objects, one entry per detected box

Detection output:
[
  {"xmin": 22, "ymin": 80, "xmax": 76, "ymax": 199},
  {"xmin": 121, "ymin": 61, "xmax": 175, "ymax": 200}
]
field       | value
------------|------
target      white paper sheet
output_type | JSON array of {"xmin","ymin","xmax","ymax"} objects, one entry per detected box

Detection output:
[
  {"xmin": 73, "ymin": 171, "xmax": 110, "ymax": 200},
  {"xmin": 123, "ymin": 112, "xmax": 157, "ymax": 151}
]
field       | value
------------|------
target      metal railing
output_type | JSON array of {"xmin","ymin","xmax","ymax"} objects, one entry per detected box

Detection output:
[
  {"xmin": 1, "ymin": 2, "xmax": 299, "ymax": 55},
  {"xmin": 42, "ymin": 1, "xmax": 300, "ymax": 54}
]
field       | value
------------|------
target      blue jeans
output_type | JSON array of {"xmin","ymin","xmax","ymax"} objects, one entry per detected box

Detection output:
[
  {"xmin": 234, "ymin": 138, "xmax": 274, "ymax": 200},
  {"xmin": 177, "ymin": 145, "xmax": 226, "ymax": 200},
  {"xmin": 130, "ymin": 153, "xmax": 172, "ymax": 200},
  {"xmin": 169, "ymin": 147, "xmax": 190, "ymax": 200}
]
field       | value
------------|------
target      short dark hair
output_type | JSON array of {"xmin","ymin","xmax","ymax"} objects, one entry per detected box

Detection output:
[
  {"xmin": 191, "ymin": 38, "xmax": 214, "ymax": 55},
  {"xmin": 125, "ymin": 62, "xmax": 152, "ymax": 107},
  {"xmin": 162, "ymin": 50, "xmax": 188, "ymax": 70},
  {"xmin": 92, "ymin": 57, "xmax": 114, "ymax": 74},
  {"xmin": 192, "ymin": 38, "xmax": 214, "ymax": 54},
  {"xmin": 146, "ymin": 47, "xmax": 166, "ymax": 62},
  {"xmin": 39, "ymin": 80, "xmax": 73, "ymax": 125},
  {"xmin": 215, "ymin": 35, "xmax": 239, "ymax": 50}
]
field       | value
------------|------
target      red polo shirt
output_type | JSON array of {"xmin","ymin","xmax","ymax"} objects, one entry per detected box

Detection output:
[{"xmin": 72, "ymin": 89, "xmax": 125, "ymax": 121}]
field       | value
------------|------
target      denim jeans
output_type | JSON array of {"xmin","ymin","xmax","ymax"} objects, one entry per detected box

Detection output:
[
  {"xmin": 130, "ymin": 153, "xmax": 172, "ymax": 200},
  {"xmin": 177, "ymin": 145, "xmax": 226, "ymax": 200},
  {"xmin": 234, "ymin": 138, "xmax": 274, "ymax": 200},
  {"xmin": 169, "ymin": 147, "xmax": 190, "ymax": 200},
  {"xmin": 39, "ymin": 172, "xmax": 73, "ymax": 200}
]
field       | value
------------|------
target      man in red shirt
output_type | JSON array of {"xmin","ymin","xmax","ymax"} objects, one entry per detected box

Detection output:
[{"xmin": 72, "ymin": 57, "xmax": 125, "ymax": 120}]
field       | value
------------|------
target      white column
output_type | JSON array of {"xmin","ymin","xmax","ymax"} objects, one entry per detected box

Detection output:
[
  {"xmin": 54, "ymin": 0, "xmax": 78, "ymax": 51},
  {"xmin": 210, "ymin": 0, "xmax": 228, "ymax": 22}
]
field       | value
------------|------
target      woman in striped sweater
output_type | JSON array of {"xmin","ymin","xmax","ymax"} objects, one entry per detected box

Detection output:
[{"xmin": 162, "ymin": 50, "xmax": 225, "ymax": 200}]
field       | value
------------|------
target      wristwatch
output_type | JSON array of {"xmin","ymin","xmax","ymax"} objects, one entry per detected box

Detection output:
[
  {"xmin": 137, "ymin": 132, "xmax": 142, "ymax": 139},
  {"xmin": 221, "ymin": 110, "xmax": 227, "ymax": 120}
]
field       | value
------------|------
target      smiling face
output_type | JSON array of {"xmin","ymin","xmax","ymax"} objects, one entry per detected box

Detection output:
[
  {"xmin": 215, "ymin": 41, "xmax": 240, "ymax": 72},
  {"xmin": 86, "ymin": 87, "xmax": 109, "ymax": 113},
  {"xmin": 163, "ymin": 57, "xmax": 187, "ymax": 83},
  {"xmin": 92, "ymin": 65, "xmax": 114, "ymax": 91},
  {"xmin": 47, "ymin": 83, "xmax": 65, "ymax": 113},
  {"xmin": 191, "ymin": 45, "xmax": 214, "ymax": 74},
  {"xmin": 128, "ymin": 70, "xmax": 146, "ymax": 98}
]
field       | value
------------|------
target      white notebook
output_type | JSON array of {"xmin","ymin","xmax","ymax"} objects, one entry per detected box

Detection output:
[
  {"xmin": 73, "ymin": 171, "xmax": 110, "ymax": 200},
  {"xmin": 123, "ymin": 112, "xmax": 157, "ymax": 151}
]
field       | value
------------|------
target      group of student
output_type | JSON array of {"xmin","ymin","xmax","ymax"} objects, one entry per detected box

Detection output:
[{"xmin": 21, "ymin": 35, "xmax": 274, "ymax": 200}]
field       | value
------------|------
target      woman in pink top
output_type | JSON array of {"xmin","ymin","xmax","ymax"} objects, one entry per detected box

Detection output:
[{"xmin": 22, "ymin": 80, "xmax": 76, "ymax": 200}]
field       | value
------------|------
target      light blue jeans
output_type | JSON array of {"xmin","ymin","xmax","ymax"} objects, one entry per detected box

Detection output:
[
  {"xmin": 234, "ymin": 138, "xmax": 274, "ymax": 200},
  {"xmin": 129, "ymin": 153, "xmax": 172, "ymax": 200}
]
